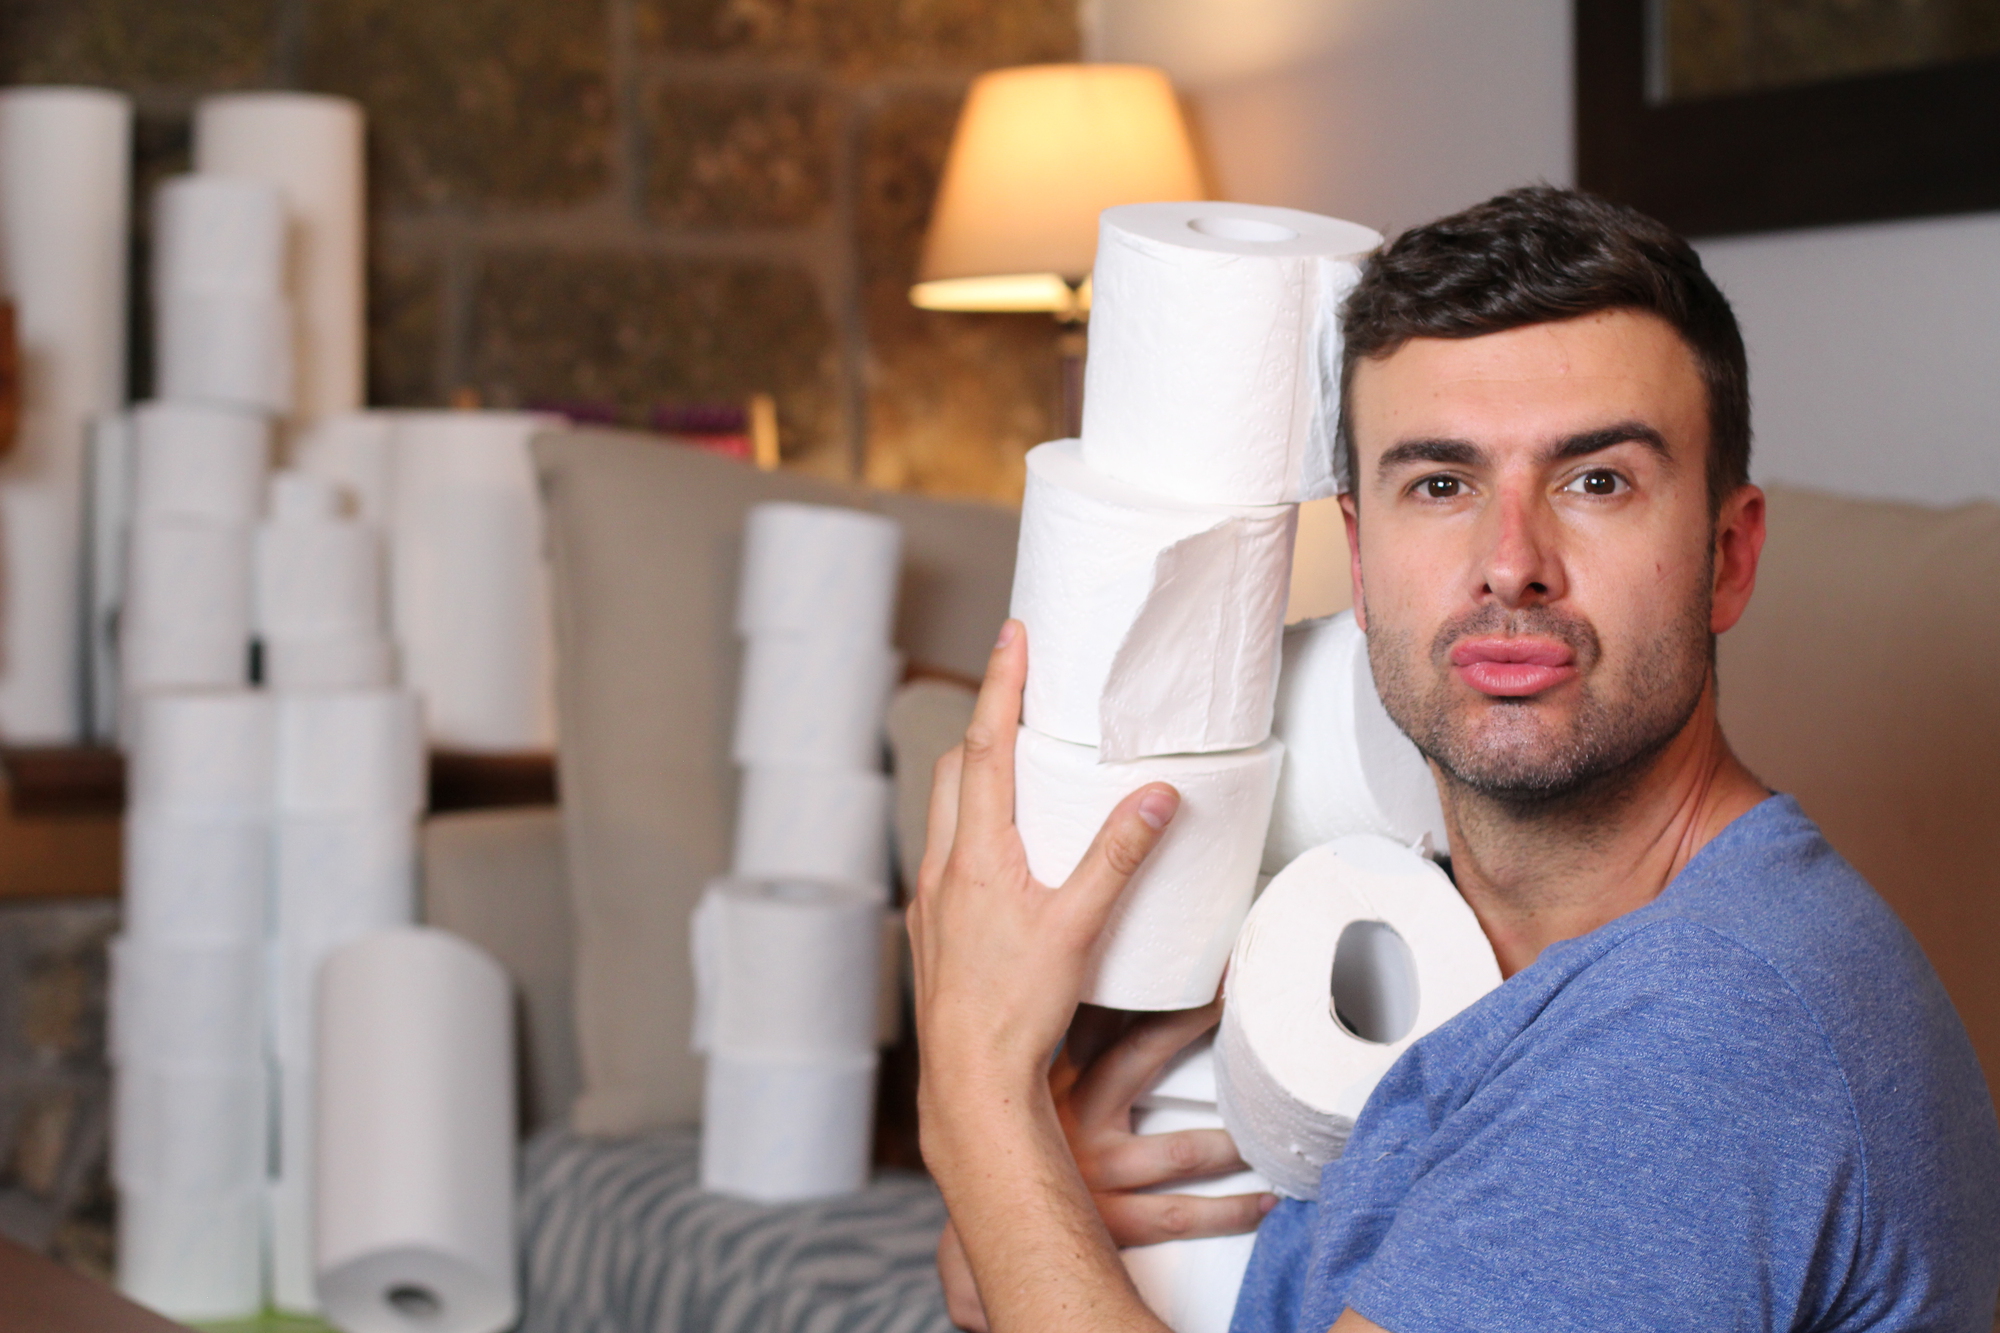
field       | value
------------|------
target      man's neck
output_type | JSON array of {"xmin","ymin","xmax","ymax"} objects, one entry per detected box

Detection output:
[{"xmin": 1437, "ymin": 676, "xmax": 1769, "ymax": 977}]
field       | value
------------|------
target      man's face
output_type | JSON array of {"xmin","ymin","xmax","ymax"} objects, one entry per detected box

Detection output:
[{"xmin": 1344, "ymin": 310, "xmax": 1728, "ymax": 804}]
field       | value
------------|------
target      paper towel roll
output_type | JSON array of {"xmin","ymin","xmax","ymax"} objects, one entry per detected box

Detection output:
[
  {"xmin": 1080, "ymin": 202, "xmax": 1381, "ymax": 507},
  {"xmin": 732, "ymin": 765, "xmax": 892, "ymax": 888},
  {"xmin": 127, "ymin": 689, "xmax": 273, "ymax": 814},
  {"xmin": 699, "ymin": 1050, "xmax": 878, "ymax": 1203},
  {"xmin": 122, "ymin": 813, "xmax": 269, "ymax": 941},
  {"xmin": 109, "ymin": 938, "xmax": 265, "ymax": 1067},
  {"xmin": 275, "ymin": 690, "xmax": 424, "ymax": 815},
  {"xmin": 256, "ymin": 509, "xmax": 386, "ymax": 637},
  {"xmin": 293, "ymin": 410, "xmax": 395, "ymax": 522},
  {"xmin": 113, "ymin": 1063, "xmax": 268, "ymax": 1193},
  {"xmin": 86, "ymin": 412, "xmax": 134, "ymax": 742},
  {"xmin": 316, "ymin": 927, "xmax": 517, "ymax": 1333},
  {"xmin": 732, "ymin": 633, "xmax": 901, "ymax": 771},
  {"xmin": 195, "ymin": 94, "xmax": 365, "ymax": 425},
  {"xmin": 156, "ymin": 291, "xmax": 294, "ymax": 414},
  {"xmin": 121, "ymin": 519, "xmax": 254, "ymax": 691},
  {"xmin": 117, "ymin": 1184, "xmax": 264, "ymax": 1320},
  {"xmin": 690, "ymin": 877, "xmax": 882, "ymax": 1057},
  {"xmin": 1215, "ymin": 835, "xmax": 1500, "ymax": 1199},
  {"xmin": 1011, "ymin": 440, "xmax": 1295, "ymax": 761},
  {"xmin": 1263, "ymin": 612, "xmax": 1447, "ymax": 873},
  {"xmin": 1014, "ymin": 727, "xmax": 1281, "ymax": 1010},
  {"xmin": 390, "ymin": 411, "xmax": 558, "ymax": 750},
  {"xmin": 0, "ymin": 88, "xmax": 132, "ymax": 742},
  {"xmin": 1122, "ymin": 1098, "xmax": 1267, "ymax": 1333},
  {"xmin": 152, "ymin": 174, "xmax": 286, "ymax": 298},
  {"xmin": 131, "ymin": 400, "xmax": 272, "ymax": 522},
  {"xmin": 736, "ymin": 503, "xmax": 903, "ymax": 643}
]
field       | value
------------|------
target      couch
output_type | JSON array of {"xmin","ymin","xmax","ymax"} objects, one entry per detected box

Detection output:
[{"xmin": 420, "ymin": 427, "xmax": 2000, "ymax": 1330}]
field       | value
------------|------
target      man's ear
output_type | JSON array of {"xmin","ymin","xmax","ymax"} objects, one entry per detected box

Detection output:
[
  {"xmin": 1710, "ymin": 483, "xmax": 1765, "ymax": 635},
  {"xmin": 1340, "ymin": 492, "xmax": 1366, "ymax": 631}
]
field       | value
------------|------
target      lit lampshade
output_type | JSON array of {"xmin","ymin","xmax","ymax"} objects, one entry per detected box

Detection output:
[{"xmin": 912, "ymin": 64, "xmax": 1203, "ymax": 316}]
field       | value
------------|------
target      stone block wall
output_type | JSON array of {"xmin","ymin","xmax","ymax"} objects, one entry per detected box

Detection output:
[{"xmin": 2, "ymin": 0, "xmax": 1079, "ymax": 497}]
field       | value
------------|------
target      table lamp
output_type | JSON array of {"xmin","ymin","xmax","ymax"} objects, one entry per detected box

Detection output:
[{"xmin": 911, "ymin": 64, "xmax": 1204, "ymax": 434}]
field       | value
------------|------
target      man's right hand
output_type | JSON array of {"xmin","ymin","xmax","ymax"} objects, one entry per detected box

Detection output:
[{"xmin": 936, "ymin": 1003, "xmax": 1276, "ymax": 1332}]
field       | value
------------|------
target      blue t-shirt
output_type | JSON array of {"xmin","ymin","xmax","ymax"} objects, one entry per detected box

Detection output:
[{"xmin": 1231, "ymin": 795, "xmax": 2000, "ymax": 1333}]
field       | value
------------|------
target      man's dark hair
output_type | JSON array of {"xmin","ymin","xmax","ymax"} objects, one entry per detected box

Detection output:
[{"xmin": 1338, "ymin": 186, "xmax": 1750, "ymax": 512}]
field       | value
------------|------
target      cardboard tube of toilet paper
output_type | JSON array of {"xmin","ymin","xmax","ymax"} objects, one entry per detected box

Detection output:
[
  {"xmin": 1263, "ymin": 612, "xmax": 1447, "ymax": 873},
  {"xmin": 732, "ymin": 765, "xmax": 892, "ymax": 889},
  {"xmin": 1011, "ymin": 439, "xmax": 1296, "ymax": 761},
  {"xmin": 127, "ymin": 689, "xmax": 274, "ymax": 814},
  {"xmin": 1081, "ymin": 202, "xmax": 1382, "ymax": 507},
  {"xmin": 122, "ymin": 813, "xmax": 270, "ymax": 941},
  {"xmin": 737, "ymin": 502, "xmax": 903, "ymax": 643},
  {"xmin": 731, "ymin": 633, "xmax": 902, "ymax": 771},
  {"xmin": 275, "ymin": 690, "xmax": 425, "ymax": 816},
  {"xmin": 1014, "ymin": 728, "xmax": 1282, "ymax": 1010},
  {"xmin": 1216, "ymin": 835, "xmax": 1500, "ymax": 1199},
  {"xmin": 316, "ymin": 927, "xmax": 517, "ymax": 1333},
  {"xmin": 689, "ymin": 876, "xmax": 883, "ymax": 1058},
  {"xmin": 699, "ymin": 1049, "xmax": 878, "ymax": 1203}
]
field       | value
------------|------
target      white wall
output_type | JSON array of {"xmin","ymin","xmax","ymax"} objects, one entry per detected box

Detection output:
[{"xmin": 1095, "ymin": 0, "xmax": 2000, "ymax": 504}]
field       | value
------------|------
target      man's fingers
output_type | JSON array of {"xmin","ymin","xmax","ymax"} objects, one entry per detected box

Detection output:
[
  {"xmin": 936, "ymin": 1221, "xmax": 990, "ymax": 1333},
  {"xmin": 1098, "ymin": 1190, "xmax": 1276, "ymax": 1248},
  {"xmin": 953, "ymin": 620, "xmax": 1027, "ymax": 849},
  {"xmin": 1056, "ymin": 782, "xmax": 1179, "ymax": 944},
  {"xmin": 916, "ymin": 746, "xmax": 964, "ymax": 899},
  {"xmin": 1083, "ymin": 1126, "xmax": 1247, "ymax": 1193},
  {"xmin": 1070, "ymin": 1003, "xmax": 1221, "ymax": 1130}
]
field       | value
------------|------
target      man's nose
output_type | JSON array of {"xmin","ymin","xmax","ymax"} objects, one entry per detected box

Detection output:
[{"xmin": 1477, "ymin": 484, "xmax": 1564, "ymax": 608}]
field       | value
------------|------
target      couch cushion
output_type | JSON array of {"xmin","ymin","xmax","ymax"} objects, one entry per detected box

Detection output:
[
  {"xmin": 1717, "ymin": 484, "xmax": 2000, "ymax": 1107},
  {"xmin": 533, "ymin": 429, "xmax": 1018, "ymax": 1134}
]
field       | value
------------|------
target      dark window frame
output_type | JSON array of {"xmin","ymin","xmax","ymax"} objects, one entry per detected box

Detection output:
[{"xmin": 1576, "ymin": 0, "xmax": 2000, "ymax": 238}]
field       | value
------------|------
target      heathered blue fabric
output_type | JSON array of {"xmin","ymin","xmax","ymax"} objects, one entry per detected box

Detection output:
[{"xmin": 1230, "ymin": 795, "xmax": 2000, "ymax": 1333}]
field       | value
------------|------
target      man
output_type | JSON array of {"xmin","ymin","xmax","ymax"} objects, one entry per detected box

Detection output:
[{"xmin": 910, "ymin": 187, "xmax": 2000, "ymax": 1332}]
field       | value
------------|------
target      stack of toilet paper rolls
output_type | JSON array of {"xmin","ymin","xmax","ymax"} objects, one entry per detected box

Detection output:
[
  {"xmin": 112, "ymin": 690, "xmax": 274, "ymax": 1320},
  {"xmin": 255, "ymin": 471, "xmax": 394, "ymax": 690},
  {"xmin": 1009, "ymin": 202, "xmax": 1382, "ymax": 1012}
]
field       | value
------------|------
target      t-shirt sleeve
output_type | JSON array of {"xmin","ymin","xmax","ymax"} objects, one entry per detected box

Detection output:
[{"xmin": 1341, "ymin": 926, "xmax": 1863, "ymax": 1333}]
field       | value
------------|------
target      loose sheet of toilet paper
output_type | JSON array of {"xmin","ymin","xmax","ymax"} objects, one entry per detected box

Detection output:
[
  {"xmin": 737, "ymin": 503, "xmax": 903, "ymax": 644},
  {"xmin": 1081, "ymin": 202, "xmax": 1381, "ymax": 507},
  {"xmin": 700, "ymin": 1050, "xmax": 878, "ymax": 1203},
  {"xmin": 316, "ymin": 928, "xmax": 517, "ymax": 1333},
  {"xmin": 732, "ymin": 766, "xmax": 892, "ymax": 890},
  {"xmin": 1011, "ymin": 440, "xmax": 1295, "ymax": 761},
  {"xmin": 1014, "ymin": 728, "xmax": 1281, "ymax": 1010},
  {"xmin": 689, "ymin": 877, "xmax": 882, "ymax": 1059},
  {"xmin": 1217, "ymin": 835, "xmax": 1499, "ymax": 1199},
  {"xmin": 1264, "ymin": 612, "xmax": 1447, "ymax": 872}
]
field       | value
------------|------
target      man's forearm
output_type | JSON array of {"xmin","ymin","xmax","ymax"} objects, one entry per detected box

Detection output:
[{"xmin": 922, "ymin": 1064, "xmax": 1166, "ymax": 1333}]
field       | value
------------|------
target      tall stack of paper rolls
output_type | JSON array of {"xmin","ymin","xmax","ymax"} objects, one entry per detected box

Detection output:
[
  {"xmin": 0, "ymin": 88, "xmax": 132, "ymax": 741},
  {"xmin": 112, "ymin": 690, "xmax": 273, "ymax": 1320}
]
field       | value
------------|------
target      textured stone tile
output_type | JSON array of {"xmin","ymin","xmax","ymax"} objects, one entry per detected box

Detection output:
[
  {"xmin": 468, "ymin": 249, "xmax": 845, "ymax": 469},
  {"xmin": 0, "ymin": 0, "xmax": 274, "ymax": 89},
  {"xmin": 638, "ymin": 0, "xmax": 1077, "ymax": 75},
  {"xmin": 302, "ymin": 0, "xmax": 613, "ymax": 209},
  {"xmin": 368, "ymin": 244, "xmax": 445, "ymax": 406},
  {"xmin": 857, "ymin": 90, "xmax": 1058, "ymax": 502},
  {"xmin": 645, "ymin": 80, "xmax": 840, "ymax": 228}
]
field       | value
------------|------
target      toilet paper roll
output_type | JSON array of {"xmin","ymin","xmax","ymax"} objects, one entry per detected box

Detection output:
[
  {"xmin": 1080, "ymin": 203, "xmax": 1381, "ymax": 506},
  {"xmin": 1263, "ymin": 612, "xmax": 1447, "ymax": 873},
  {"xmin": 1122, "ymin": 1098, "xmax": 1268, "ymax": 1333},
  {"xmin": 256, "ymin": 509, "xmax": 384, "ymax": 638},
  {"xmin": 122, "ymin": 519, "xmax": 254, "ymax": 691},
  {"xmin": 109, "ymin": 938, "xmax": 265, "ymax": 1067},
  {"xmin": 699, "ymin": 1050, "xmax": 878, "ymax": 1203},
  {"xmin": 732, "ymin": 765, "xmax": 892, "ymax": 889},
  {"xmin": 731, "ymin": 634, "xmax": 901, "ymax": 771},
  {"xmin": 0, "ymin": 88, "xmax": 132, "ymax": 743},
  {"xmin": 315, "ymin": 927, "xmax": 518, "ymax": 1333},
  {"xmin": 195, "ymin": 94, "xmax": 365, "ymax": 425},
  {"xmin": 156, "ymin": 290, "xmax": 295, "ymax": 414},
  {"xmin": 390, "ymin": 411, "xmax": 559, "ymax": 751},
  {"xmin": 117, "ymin": 1184, "xmax": 264, "ymax": 1321},
  {"xmin": 152, "ymin": 174, "xmax": 286, "ymax": 299},
  {"xmin": 1011, "ymin": 440, "xmax": 1296, "ymax": 761},
  {"xmin": 86, "ymin": 412, "xmax": 135, "ymax": 743},
  {"xmin": 113, "ymin": 1063, "xmax": 269, "ymax": 1193},
  {"xmin": 127, "ymin": 689, "xmax": 274, "ymax": 814},
  {"xmin": 131, "ymin": 400, "xmax": 272, "ymax": 522},
  {"xmin": 270, "ymin": 1056, "xmax": 320, "ymax": 1313},
  {"xmin": 275, "ymin": 690, "xmax": 425, "ymax": 815},
  {"xmin": 265, "ymin": 634, "xmax": 398, "ymax": 691},
  {"xmin": 293, "ymin": 410, "xmax": 395, "ymax": 523},
  {"xmin": 122, "ymin": 813, "xmax": 269, "ymax": 942},
  {"xmin": 689, "ymin": 877, "xmax": 883, "ymax": 1058},
  {"xmin": 736, "ymin": 503, "xmax": 903, "ymax": 644},
  {"xmin": 1216, "ymin": 835, "xmax": 1501, "ymax": 1199},
  {"xmin": 1015, "ymin": 728, "xmax": 1283, "ymax": 1010}
]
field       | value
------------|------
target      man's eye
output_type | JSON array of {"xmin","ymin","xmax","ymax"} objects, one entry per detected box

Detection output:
[
  {"xmin": 1567, "ymin": 469, "xmax": 1625, "ymax": 496},
  {"xmin": 1420, "ymin": 476, "xmax": 1461, "ymax": 498}
]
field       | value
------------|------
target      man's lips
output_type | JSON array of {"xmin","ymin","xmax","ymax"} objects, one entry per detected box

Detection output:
[{"xmin": 1448, "ymin": 636, "xmax": 1578, "ymax": 697}]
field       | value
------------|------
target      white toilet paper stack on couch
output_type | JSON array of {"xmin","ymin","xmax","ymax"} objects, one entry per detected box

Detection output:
[{"xmin": 1010, "ymin": 202, "xmax": 1381, "ymax": 1013}]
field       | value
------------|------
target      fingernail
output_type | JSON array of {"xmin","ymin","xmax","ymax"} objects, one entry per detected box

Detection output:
[
  {"xmin": 1137, "ymin": 788, "xmax": 1179, "ymax": 830},
  {"xmin": 994, "ymin": 620, "xmax": 1017, "ymax": 649}
]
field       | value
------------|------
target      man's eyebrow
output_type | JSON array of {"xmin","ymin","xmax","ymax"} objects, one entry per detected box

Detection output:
[
  {"xmin": 1545, "ymin": 421, "xmax": 1674, "ymax": 466},
  {"xmin": 1376, "ymin": 438, "xmax": 1484, "ymax": 474}
]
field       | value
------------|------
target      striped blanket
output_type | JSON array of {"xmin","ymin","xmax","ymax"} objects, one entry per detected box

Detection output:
[{"xmin": 518, "ymin": 1127, "xmax": 956, "ymax": 1333}]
